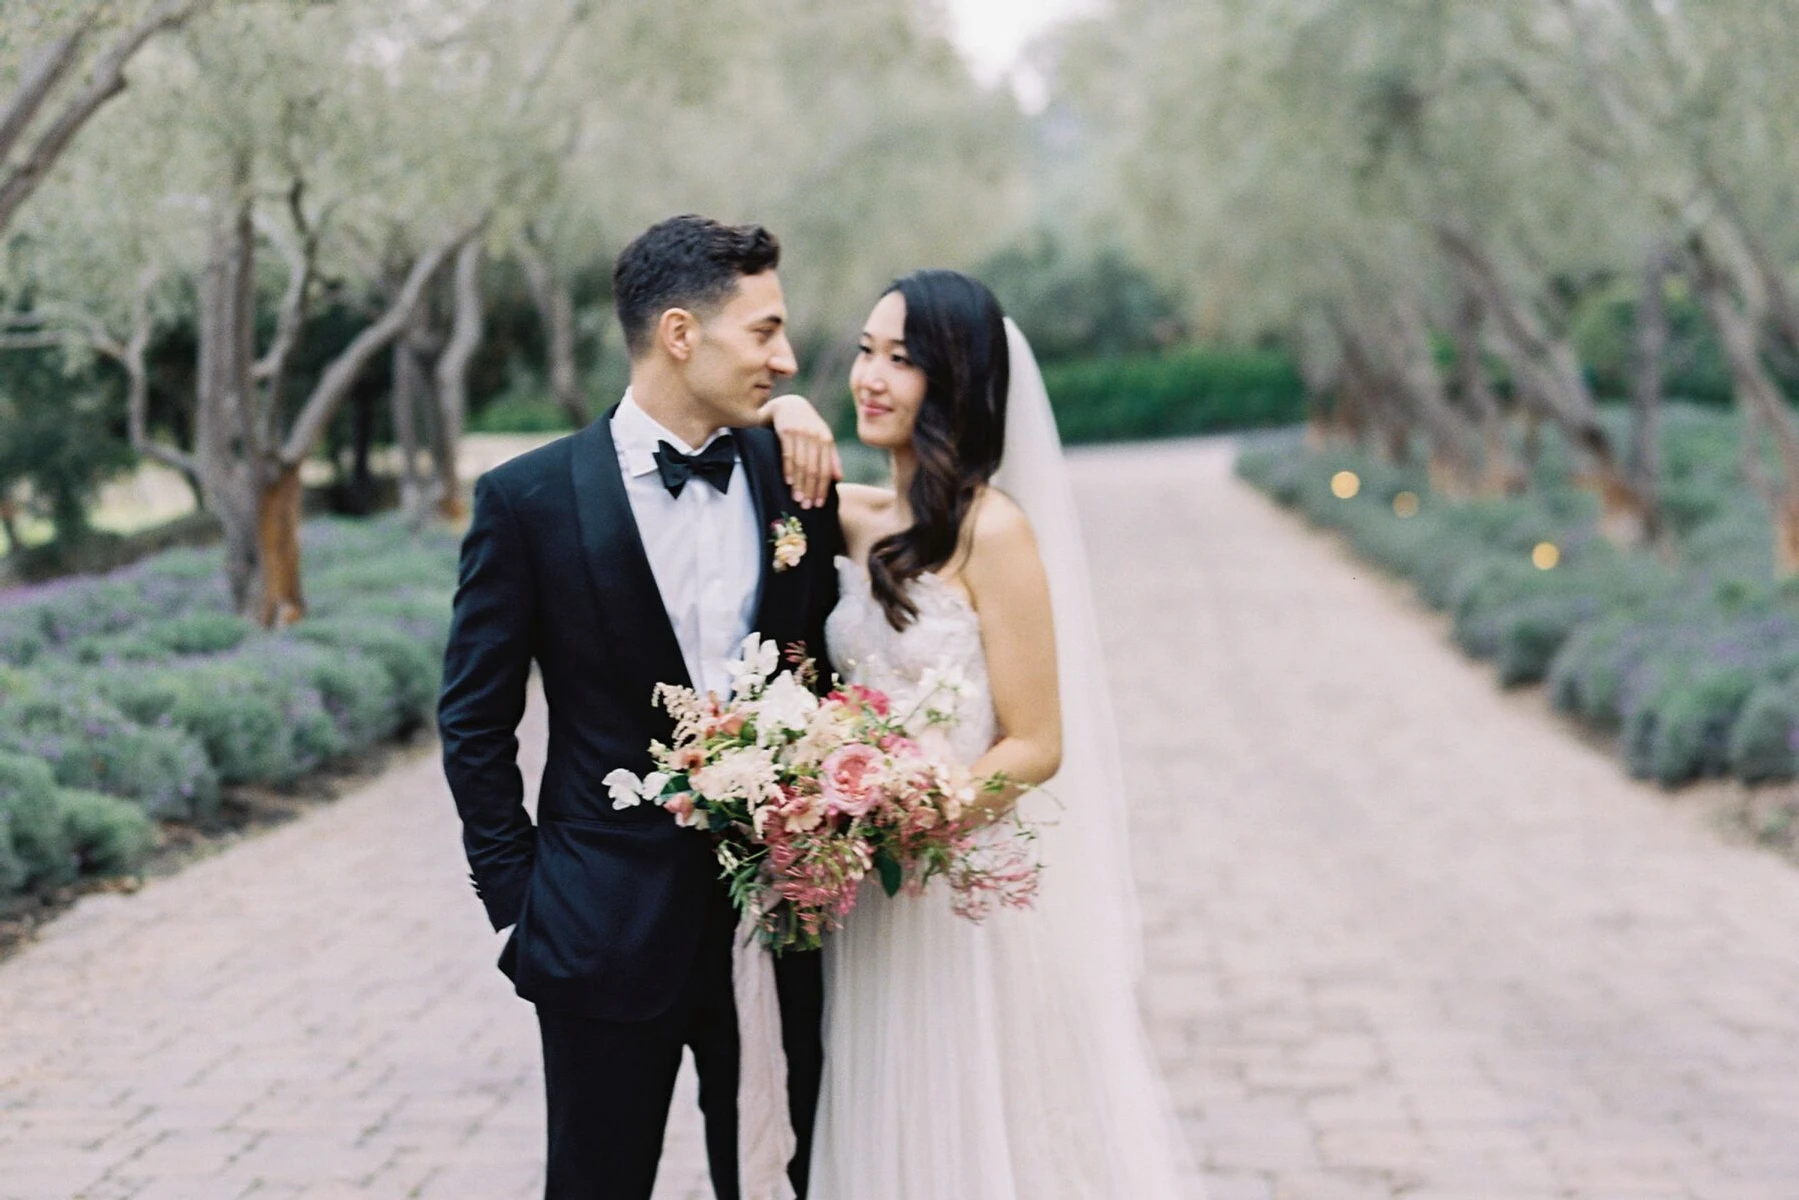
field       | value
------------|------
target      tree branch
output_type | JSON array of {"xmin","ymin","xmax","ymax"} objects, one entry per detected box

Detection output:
[
  {"xmin": 252, "ymin": 182, "xmax": 320, "ymax": 386},
  {"xmin": 430, "ymin": 239, "xmax": 484, "ymax": 518},
  {"xmin": 517, "ymin": 226, "xmax": 588, "ymax": 426},
  {"xmin": 0, "ymin": 22, "xmax": 94, "ymax": 163},
  {"xmin": 279, "ymin": 219, "xmax": 485, "ymax": 467},
  {"xmin": 120, "ymin": 270, "xmax": 198, "ymax": 479},
  {"xmin": 0, "ymin": 0, "xmax": 211, "ymax": 236},
  {"xmin": 0, "ymin": 331, "xmax": 78, "ymax": 352}
]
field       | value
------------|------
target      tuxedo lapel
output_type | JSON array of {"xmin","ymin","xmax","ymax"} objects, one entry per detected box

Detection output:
[
  {"xmin": 568, "ymin": 409, "xmax": 692, "ymax": 697},
  {"xmin": 734, "ymin": 427, "xmax": 779, "ymax": 629}
]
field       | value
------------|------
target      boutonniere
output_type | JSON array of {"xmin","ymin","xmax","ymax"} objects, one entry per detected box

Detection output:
[{"xmin": 770, "ymin": 515, "xmax": 807, "ymax": 572}]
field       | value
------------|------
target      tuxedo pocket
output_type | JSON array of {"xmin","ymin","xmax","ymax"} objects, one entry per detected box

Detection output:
[{"xmin": 516, "ymin": 816, "xmax": 712, "ymax": 997}]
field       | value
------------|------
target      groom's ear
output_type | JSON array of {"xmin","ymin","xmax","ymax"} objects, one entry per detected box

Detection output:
[{"xmin": 656, "ymin": 307, "xmax": 701, "ymax": 363}]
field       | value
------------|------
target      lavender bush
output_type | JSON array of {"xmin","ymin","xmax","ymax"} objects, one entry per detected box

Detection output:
[
  {"xmin": 1238, "ymin": 405, "xmax": 1799, "ymax": 786},
  {"xmin": 0, "ymin": 517, "xmax": 459, "ymax": 897}
]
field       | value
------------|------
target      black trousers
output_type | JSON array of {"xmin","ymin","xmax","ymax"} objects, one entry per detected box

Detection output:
[{"xmin": 536, "ymin": 905, "xmax": 824, "ymax": 1200}]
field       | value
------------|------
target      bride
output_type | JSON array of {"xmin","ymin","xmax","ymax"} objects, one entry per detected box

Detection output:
[{"xmin": 801, "ymin": 270, "xmax": 1197, "ymax": 1197}]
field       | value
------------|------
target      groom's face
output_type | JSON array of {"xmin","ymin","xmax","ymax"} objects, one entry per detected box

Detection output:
[{"xmin": 682, "ymin": 269, "xmax": 798, "ymax": 428}]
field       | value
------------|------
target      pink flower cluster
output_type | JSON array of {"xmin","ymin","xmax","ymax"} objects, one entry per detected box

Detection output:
[{"xmin": 622, "ymin": 638, "xmax": 1041, "ymax": 952}]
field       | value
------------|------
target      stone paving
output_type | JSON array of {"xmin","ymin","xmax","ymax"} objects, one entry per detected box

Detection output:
[{"xmin": 5, "ymin": 439, "xmax": 1799, "ymax": 1198}]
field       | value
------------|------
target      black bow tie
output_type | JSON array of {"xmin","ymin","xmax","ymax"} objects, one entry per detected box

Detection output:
[{"xmin": 653, "ymin": 438, "xmax": 737, "ymax": 498}]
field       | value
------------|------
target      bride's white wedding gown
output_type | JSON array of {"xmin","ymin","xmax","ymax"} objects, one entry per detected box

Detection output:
[{"xmin": 809, "ymin": 555, "xmax": 1195, "ymax": 1198}]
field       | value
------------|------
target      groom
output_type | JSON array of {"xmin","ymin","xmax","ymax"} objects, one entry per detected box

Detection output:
[{"xmin": 439, "ymin": 215, "xmax": 844, "ymax": 1199}]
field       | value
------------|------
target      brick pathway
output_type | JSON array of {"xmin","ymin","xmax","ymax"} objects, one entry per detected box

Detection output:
[{"xmin": 5, "ymin": 440, "xmax": 1799, "ymax": 1198}]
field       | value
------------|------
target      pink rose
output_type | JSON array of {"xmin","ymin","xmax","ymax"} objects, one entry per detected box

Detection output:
[
  {"xmin": 826, "ymin": 685, "xmax": 891, "ymax": 716},
  {"xmin": 819, "ymin": 744, "xmax": 885, "ymax": 818}
]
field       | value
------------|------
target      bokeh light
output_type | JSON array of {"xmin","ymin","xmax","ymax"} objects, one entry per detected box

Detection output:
[
  {"xmin": 1392, "ymin": 491, "xmax": 1420, "ymax": 518},
  {"xmin": 1532, "ymin": 542, "xmax": 1561, "ymax": 571},
  {"xmin": 1331, "ymin": 471, "xmax": 1361, "ymax": 500}
]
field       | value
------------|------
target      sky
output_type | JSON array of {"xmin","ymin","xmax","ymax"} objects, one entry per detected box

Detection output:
[{"xmin": 942, "ymin": 0, "xmax": 1102, "ymax": 110}]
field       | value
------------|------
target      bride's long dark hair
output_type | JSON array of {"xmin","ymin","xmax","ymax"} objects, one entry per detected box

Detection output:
[{"xmin": 868, "ymin": 269, "xmax": 1011, "ymax": 630}]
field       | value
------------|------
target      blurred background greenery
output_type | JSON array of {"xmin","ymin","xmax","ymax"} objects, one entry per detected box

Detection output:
[{"xmin": 8, "ymin": 0, "xmax": 1799, "ymax": 894}]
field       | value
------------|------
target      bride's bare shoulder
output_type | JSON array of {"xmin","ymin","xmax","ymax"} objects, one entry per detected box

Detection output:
[
  {"xmin": 837, "ymin": 483, "xmax": 893, "ymax": 508},
  {"xmin": 959, "ymin": 486, "xmax": 1041, "ymax": 578},
  {"xmin": 837, "ymin": 483, "xmax": 893, "ymax": 520},
  {"xmin": 968, "ymin": 486, "xmax": 1035, "ymax": 546}
]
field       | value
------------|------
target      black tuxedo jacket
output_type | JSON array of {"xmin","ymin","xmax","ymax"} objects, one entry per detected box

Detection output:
[{"xmin": 438, "ymin": 409, "xmax": 845, "ymax": 1021}]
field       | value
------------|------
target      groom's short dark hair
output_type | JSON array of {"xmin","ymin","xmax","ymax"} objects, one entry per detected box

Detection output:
[{"xmin": 614, "ymin": 215, "xmax": 782, "ymax": 358}]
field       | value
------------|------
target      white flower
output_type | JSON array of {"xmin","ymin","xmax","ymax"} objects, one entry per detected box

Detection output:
[
  {"xmin": 640, "ymin": 771, "xmax": 671, "ymax": 801},
  {"xmin": 918, "ymin": 662, "xmax": 971, "ymax": 700},
  {"xmin": 771, "ymin": 517, "xmax": 808, "ymax": 572},
  {"xmin": 690, "ymin": 745, "xmax": 781, "ymax": 804},
  {"xmin": 783, "ymin": 702, "xmax": 857, "ymax": 769},
  {"xmin": 754, "ymin": 671, "xmax": 819, "ymax": 742},
  {"xmin": 603, "ymin": 768, "xmax": 644, "ymax": 810},
  {"xmin": 730, "ymin": 634, "xmax": 781, "ymax": 695},
  {"xmin": 909, "ymin": 662, "xmax": 971, "ymax": 729}
]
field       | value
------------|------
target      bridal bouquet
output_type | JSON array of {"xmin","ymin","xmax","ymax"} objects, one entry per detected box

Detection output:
[{"xmin": 604, "ymin": 635, "xmax": 1042, "ymax": 951}]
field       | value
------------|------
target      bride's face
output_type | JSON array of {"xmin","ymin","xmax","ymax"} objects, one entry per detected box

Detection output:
[{"xmin": 851, "ymin": 291, "xmax": 927, "ymax": 451}]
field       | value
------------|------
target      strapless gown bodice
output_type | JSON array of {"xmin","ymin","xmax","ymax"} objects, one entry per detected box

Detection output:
[{"xmin": 822, "ymin": 555, "xmax": 997, "ymax": 766}]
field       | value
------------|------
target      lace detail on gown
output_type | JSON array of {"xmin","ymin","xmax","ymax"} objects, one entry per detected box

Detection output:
[
  {"xmin": 811, "ymin": 557, "xmax": 1195, "ymax": 1199},
  {"xmin": 823, "ymin": 556, "xmax": 995, "ymax": 766}
]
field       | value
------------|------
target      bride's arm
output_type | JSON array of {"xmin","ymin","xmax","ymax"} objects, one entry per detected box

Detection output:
[
  {"xmin": 757, "ymin": 393, "xmax": 843, "ymax": 509},
  {"xmin": 962, "ymin": 492, "xmax": 1062, "ymax": 818}
]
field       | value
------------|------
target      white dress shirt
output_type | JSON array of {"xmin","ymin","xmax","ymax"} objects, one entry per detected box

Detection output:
[{"xmin": 611, "ymin": 391, "xmax": 762, "ymax": 699}]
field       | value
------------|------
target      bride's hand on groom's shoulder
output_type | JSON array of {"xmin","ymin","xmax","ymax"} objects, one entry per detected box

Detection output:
[{"xmin": 761, "ymin": 393, "xmax": 843, "ymax": 510}]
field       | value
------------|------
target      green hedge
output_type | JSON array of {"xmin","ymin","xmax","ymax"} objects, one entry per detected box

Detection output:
[
  {"xmin": 1042, "ymin": 346, "xmax": 1306, "ymax": 444},
  {"xmin": 0, "ymin": 517, "xmax": 458, "ymax": 899},
  {"xmin": 1238, "ymin": 405, "xmax": 1799, "ymax": 787}
]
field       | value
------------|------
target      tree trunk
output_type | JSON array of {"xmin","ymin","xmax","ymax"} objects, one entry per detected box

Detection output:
[
  {"xmin": 1338, "ymin": 334, "xmax": 1411, "ymax": 463},
  {"xmin": 1692, "ymin": 240, "xmax": 1799, "ymax": 576},
  {"xmin": 1448, "ymin": 292, "xmax": 1524, "ymax": 496},
  {"xmin": 392, "ymin": 310, "xmax": 429, "ymax": 522},
  {"xmin": 0, "ymin": 496, "xmax": 19, "ymax": 558},
  {"xmin": 191, "ymin": 199, "xmax": 474, "ymax": 620},
  {"xmin": 1630, "ymin": 244, "xmax": 1672, "ymax": 545},
  {"xmin": 1385, "ymin": 300, "xmax": 1479, "ymax": 496},
  {"xmin": 255, "ymin": 463, "xmax": 305, "ymax": 626},
  {"xmin": 1438, "ymin": 228, "xmax": 1647, "ymax": 539},
  {"xmin": 518, "ymin": 234, "xmax": 588, "ymax": 426},
  {"xmin": 347, "ymin": 389, "xmax": 378, "ymax": 513},
  {"xmin": 1469, "ymin": 297, "xmax": 1647, "ymax": 540},
  {"xmin": 194, "ymin": 187, "xmax": 265, "ymax": 613},
  {"xmin": 432, "ymin": 241, "xmax": 483, "ymax": 520},
  {"xmin": 1302, "ymin": 364, "xmax": 1340, "ymax": 450}
]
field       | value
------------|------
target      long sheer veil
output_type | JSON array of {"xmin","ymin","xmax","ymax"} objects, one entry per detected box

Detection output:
[
  {"xmin": 992, "ymin": 318, "xmax": 1200, "ymax": 1194},
  {"xmin": 993, "ymin": 317, "xmax": 1144, "ymax": 988}
]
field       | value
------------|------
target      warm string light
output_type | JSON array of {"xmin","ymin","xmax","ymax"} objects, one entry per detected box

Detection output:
[
  {"xmin": 1532, "ymin": 542, "xmax": 1561, "ymax": 570},
  {"xmin": 1330, "ymin": 470, "xmax": 1361, "ymax": 499},
  {"xmin": 1392, "ymin": 491, "xmax": 1420, "ymax": 518}
]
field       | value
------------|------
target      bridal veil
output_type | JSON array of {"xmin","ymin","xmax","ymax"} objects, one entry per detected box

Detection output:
[{"xmin": 987, "ymin": 318, "xmax": 1200, "ymax": 1195}]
